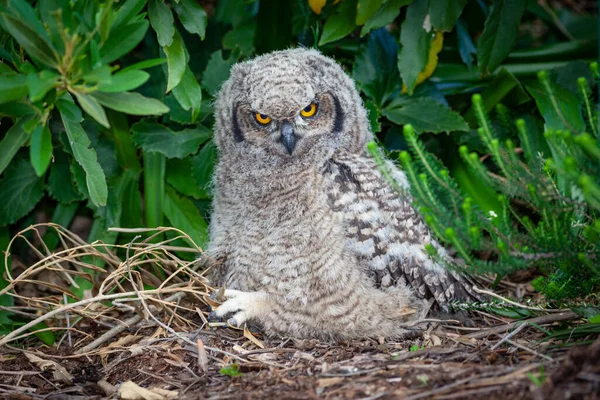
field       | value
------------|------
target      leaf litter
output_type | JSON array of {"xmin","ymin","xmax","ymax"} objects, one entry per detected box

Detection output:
[{"xmin": 0, "ymin": 223, "xmax": 598, "ymax": 399}]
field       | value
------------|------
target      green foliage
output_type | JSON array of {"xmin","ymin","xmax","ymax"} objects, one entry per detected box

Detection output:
[
  {"xmin": 0, "ymin": 0, "xmax": 597, "ymax": 339},
  {"xmin": 219, "ymin": 362, "xmax": 244, "ymax": 377}
]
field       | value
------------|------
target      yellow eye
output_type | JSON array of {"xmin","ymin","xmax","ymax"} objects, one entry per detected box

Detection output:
[
  {"xmin": 300, "ymin": 102, "xmax": 318, "ymax": 118},
  {"xmin": 255, "ymin": 112, "xmax": 271, "ymax": 125}
]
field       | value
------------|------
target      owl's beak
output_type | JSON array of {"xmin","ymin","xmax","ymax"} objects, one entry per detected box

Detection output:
[{"xmin": 280, "ymin": 121, "xmax": 297, "ymax": 155}]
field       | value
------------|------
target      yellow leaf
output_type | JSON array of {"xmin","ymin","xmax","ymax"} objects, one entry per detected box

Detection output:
[
  {"xmin": 402, "ymin": 31, "xmax": 444, "ymax": 93},
  {"xmin": 309, "ymin": 0, "xmax": 327, "ymax": 14}
]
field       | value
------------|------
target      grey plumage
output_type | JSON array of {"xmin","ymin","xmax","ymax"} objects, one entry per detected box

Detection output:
[{"xmin": 208, "ymin": 48, "xmax": 477, "ymax": 340}]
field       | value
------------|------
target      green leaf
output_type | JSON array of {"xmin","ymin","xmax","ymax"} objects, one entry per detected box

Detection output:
[
  {"xmin": 0, "ymin": 119, "xmax": 28, "ymax": 175},
  {"xmin": 0, "ymin": 13, "xmax": 58, "ymax": 67},
  {"xmin": 120, "ymin": 170, "xmax": 144, "ymax": 228},
  {"xmin": 148, "ymin": 0, "xmax": 175, "ymax": 47},
  {"xmin": 27, "ymin": 70, "xmax": 58, "ymax": 102},
  {"xmin": 319, "ymin": 0, "xmax": 358, "ymax": 46},
  {"xmin": 201, "ymin": 50, "xmax": 234, "ymax": 97},
  {"xmin": 219, "ymin": 363, "xmax": 244, "ymax": 377},
  {"xmin": 383, "ymin": 98, "xmax": 468, "ymax": 133},
  {"xmin": 144, "ymin": 152, "xmax": 165, "ymax": 228},
  {"xmin": 365, "ymin": 100, "xmax": 381, "ymax": 133},
  {"xmin": 48, "ymin": 150, "xmax": 83, "ymax": 204},
  {"xmin": 397, "ymin": 0, "xmax": 430, "ymax": 95},
  {"xmin": 113, "ymin": 0, "xmax": 147, "ymax": 28},
  {"xmin": 4, "ymin": 0, "xmax": 52, "ymax": 42},
  {"xmin": 91, "ymin": 91, "xmax": 169, "ymax": 115},
  {"xmin": 100, "ymin": 20, "xmax": 149, "ymax": 63},
  {"xmin": 82, "ymin": 65, "xmax": 112, "ymax": 85},
  {"xmin": 456, "ymin": 19, "xmax": 476, "ymax": 70},
  {"xmin": 353, "ymin": 28, "xmax": 400, "ymax": 108},
  {"xmin": 108, "ymin": 110, "xmax": 141, "ymax": 173},
  {"xmin": 477, "ymin": 0, "xmax": 526, "ymax": 75},
  {"xmin": 166, "ymin": 157, "xmax": 204, "ymax": 199},
  {"xmin": 121, "ymin": 58, "xmax": 167, "ymax": 73},
  {"xmin": 0, "ymin": 73, "xmax": 27, "ymax": 104},
  {"xmin": 132, "ymin": 120, "xmax": 211, "ymax": 158},
  {"xmin": 164, "ymin": 29, "xmax": 187, "ymax": 93},
  {"xmin": 56, "ymin": 95, "xmax": 108, "ymax": 207},
  {"xmin": 192, "ymin": 141, "xmax": 217, "ymax": 199},
  {"xmin": 164, "ymin": 186, "xmax": 208, "ymax": 247},
  {"xmin": 172, "ymin": 67, "xmax": 201, "ymax": 121},
  {"xmin": 173, "ymin": 0, "xmax": 207, "ymax": 40},
  {"xmin": 98, "ymin": 70, "xmax": 150, "ymax": 93},
  {"xmin": 223, "ymin": 20, "xmax": 256, "ymax": 55},
  {"xmin": 356, "ymin": 0, "xmax": 384, "ymax": 25},
  {"xmin": 428, "ymin": 0, "xmax": 467, "ymax": 32},
  {"xmin": 29, "ymin": 125, "xmax": 52, "ymax": 176},
  {"xmin": 360, "ymin": 0, "xmax": 412, "ymax": 37},
  {"xmin": 526, "ymin": 80, "xmax": 585, "ymax": 133},
  {"xmin": 73, "ymin": 92, "xmax": 110, "ymax": 128},
  {"xmin": 0, "ymin": 159, "xmax": 44, "ymax": 226}
]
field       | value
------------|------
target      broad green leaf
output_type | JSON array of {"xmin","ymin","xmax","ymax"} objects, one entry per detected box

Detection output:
[
  {"xmin": 148, "ymin": 0, "xmax": 174, "ymax": 47},
  {"xmin": 0, "ymin": 102, "xmax": 36, "ymax": 117},
  {"xmin": 38, "ymin": 0, "xmax": 71, "ymax": 54},
  {"xmin": 477, "ymin": 0, "xmax": 526, "ymax": 75},
  {"xmin": 201, "ymin": 50, "xmax": 233, "ymax": 97},
  {"xmin": 98, "ymin": 70, "xmax": 150, "ymax": 93},
  {"xmin": 254, "ymin": 0, "xmax": 292, "ymax": 54},
  {"xmin": 526, "ymin": 80, "xmax": 585, "ymax": 133},
  {"xmin": 172, "ymin": 67, "xmax": 201, "ymax": 121},
  {"xmin": 56, "ymin": 96, "xmax": 108, "ymax": 207},
  {"xmin": 192, "ymin": 141, "xmax": 217, "ymax": 199},
  {"xmin": 361, "ymin": 0, "xmax": 412, "ymax": 37},
  {"xmin": 73, "ymin": 92, "xmax": 110, "ymax": 128},
  {"xmin": 164, "ymin": 186, "xmax": 208, "ymax": 247},
  {"xmin": 113, "ymin": 0, "xmax": 147, "ymax": 28},
  {"xmin": 223, "ymin": 20, "xmax": 257, "ymax": 55},
  {"xmin": 166, "ymin": 157, "xmax": 204, "ymax": 199},
  {"xmin": 0, "ymin": 119, "xmax": 28, "ymax": 175},
  {"xmin": 132, "ymin": 120, "xmax": 211, "ymax": 158},
  {"xmin": 356, "ymin": 0, "xmax": 384, "ymax": 25},
  {"xmin": 0, "ymin": 159, "xmax": 44, "ymax": 226},
  {"xmin": 0, "ymin": 13, "xmax": 58, "ymax": 67},
  {"xmin": 27, "ymin": 70, "xmax": 58, "ymax": 102},
  {"xmin": 4, "ymin": 0, "xmax": 52, "ymax": 41},
  {"xmin": 456, "ymin": 18, "xmax": 476, "ymax": 70},
  {"xmin": 428, "ymin": 0, "xmax": 467, "ymax": 32},
  {"xmin": 319, "ymin": 0, "xmax": 358, "ymax": 46},
  {"xmin": 100, "ymin": 20, "xmax": 148, "ymax": 63},
  {"xmin": 48, "ymin": 150, "xmax": 83, "ymax": 204},
  {"xmin": 353, "ymin": 28, "xmax": 400, "ymax": 108},
  {"xmin": 91, "ymin": 91, "xmax": 169, "ymax": 115},
  {"xmin": 164, "ymin": 29, "xmax": 186, "ymax": 93},
  {"xmin": 108, "ymin": 110, "xmax": 141, "ymax": 173},
  {"xmin": 82, "ymin": 65, "xmax": 112, "ymax": 84},
  {"xmin": 121, "ymin": 58, "xmax": 167, "ymax": 73},
  {"xmin": 397, "ymin": 0, "xmax": 430, "ymax": 95},
  {"xmin": 144, "ymin": 152, "xmax": 165, "ymax": 228},
  {"xmin": 383, "ymin": 98, "xmax": 468, "ymax": 133},
  {"xmin": 0, "ymin": 73, "xmax": 27, "ymax": 104},
  {"xmin": 29, "ymin": 125, "xmax": 52, "ymax": 176},
  {"xmin": 173, "ymin": 0, "xmax": 207, "ymax": 40}
]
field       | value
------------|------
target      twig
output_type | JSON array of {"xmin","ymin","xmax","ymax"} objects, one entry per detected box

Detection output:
[
  {"xmin": 491, "ymin": 322, "xmax": 528, "ymax": 350},
  {"xmin": 466, "ymin": 311, "xmax": 579, "ymax": 339},
  {"xmin": 473, "ymin": 287, "xmax": 564, "ymax": 312}
]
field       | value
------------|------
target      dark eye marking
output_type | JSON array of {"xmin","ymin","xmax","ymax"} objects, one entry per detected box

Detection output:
[
  {"xmin": 331, "ymin": 94, "xmax": 344, "ymax": 135},
  {"xmin": 232, "ymin": 104, "xmax": 244, "ymax": 143}
]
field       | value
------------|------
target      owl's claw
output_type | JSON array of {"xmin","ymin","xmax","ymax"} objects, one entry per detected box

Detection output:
[{"xmin": 211, "ymin": 289, "xmax": 265, "ymax": 327}]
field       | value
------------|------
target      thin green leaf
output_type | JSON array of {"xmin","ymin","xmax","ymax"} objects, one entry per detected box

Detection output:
[
  {"xmin": 113, "ymin": 0, "xmax": 147, "ymax": 28},
  {"xmin": 98, "ymin": 70, "xmax": 150, "ymax": 93},
  {"xmin": 73, "ymin": 92, "xmax": 110, "ymax": 128},
  {"xmin": 173, "ymin": 0, "xmax": 207, "ymax": 40},
  {"xmin": 397, "ymin": 0, "xmax": 430, "ymax": 95},
  {"xmin": 91, "ymin": 91, "xmax": 169, "ymax": 115},
  {"xmin": 107, "ymin": 110, "xmax": 141, "ymax": 173},
  {"xmin": 477, "ymin": 0, "xmax": 526, "ymax": 75},
  {"xmin": 29, "ymin": 125, "xmax": 53, "ymax": 176},
  {"xmin": 0, "ymin": 73, "xmax": 27, "ymax": 104},
  {"xmin": 383, "ymin": 98, "xmax": 468, "ymax": 133},
  {"xmin": 148, "ymin": 0, "xmax": 175, "ymax": 47},
  {"xmin": 56, "ymin": 95, "xmax": 108, "ymax": 207},
  {"xmin": 0, "ymin": 13, "xmax": 58, "ymax": 67},
  {"xmin": 144, "ymin": 152, "xmax": 165, "ymax": 228},
  {"xmin": 132, "ymin": 120, "xmax": 211, "ymax": 158},
  {"xmin": 456, "ymin": 18, "xmax": 476, "ymax": 70},
  {"xmin": 172, "ymin": 66, "xmax": 201, "ymax": 121},
  {"xmin": 27, "ymin": 70, "xmax": 58, "ymax": 102},
  {"xmin": 0, "ymin": 159, "xmax": 44, "ymax": 226},
  {"xmin": 119, "ymin": 170, "xmax": 144, "ymax": 228},
  {"xmin": 526, "ymin": 80, "xmax": 585, "ymax": 133},
  {"xmin": 356, "ymin": 0, "xmax": 384, "ymax": 26},
  {"xmin": 319, "ymin": 0, "xmax": 358, "ymax": 46},
  {"xmin": 428, "ymin": 0, "xmax": 467, "ymax": 32},
  {"xmin": 100, "ymin": 20, "xmax": 149, "ymax": 63},
  {"xmin": 360, "ymin": 0, "xmax": 412, "ymax": 37},
  {"xmin": 120, "ymin": 58, "xmax": 167, "ymax": 73},
  {"xmin": 164, "ymin": 29, "xmax": 186, "ymax": 93},
  {"xmin": 0, "ymin": 119, "xmax": 28, "ymax": 175},
  {"xmin": 164, "ymin": 186, "xmax": 208, "ymax": 247}
]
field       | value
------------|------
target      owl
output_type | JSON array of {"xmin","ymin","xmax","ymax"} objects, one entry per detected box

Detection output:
[{"xmin": 207, "ymin": 48, "xmax": 478, "ymax": 340}]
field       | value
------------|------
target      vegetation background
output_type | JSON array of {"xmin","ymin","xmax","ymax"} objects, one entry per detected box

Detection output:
[{"xmin": 0, "ymin": 0, "xmax": 598, "ymax": 339}]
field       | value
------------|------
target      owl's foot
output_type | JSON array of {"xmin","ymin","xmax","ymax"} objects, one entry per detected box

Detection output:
[{"xmin": 208, "ymin": 289, "xmax": 268, "ymax": 327}]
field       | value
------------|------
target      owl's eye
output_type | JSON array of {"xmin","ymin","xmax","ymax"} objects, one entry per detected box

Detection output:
[
  {"xmin": 300, "ymin": 102, "xmax": 318, "ymax": 118},
  {"xmin": 255, "ymin": 112, "xmax": 272, "ymax": 125}
]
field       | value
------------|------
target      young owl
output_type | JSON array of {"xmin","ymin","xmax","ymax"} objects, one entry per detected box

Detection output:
[{"xmin": 207, "ymin": 48, "xmax": 478, "ymax": 340}]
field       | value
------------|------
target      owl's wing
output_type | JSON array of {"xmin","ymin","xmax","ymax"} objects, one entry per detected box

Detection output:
[{"xmin": 324, "ymin": 151, "xmax": 481, "ymax": 307}]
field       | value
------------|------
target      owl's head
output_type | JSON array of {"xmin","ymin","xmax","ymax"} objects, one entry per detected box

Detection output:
[{"xmin": 214, "ymin": 48, "xmax": 371, "ymax": 164}]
